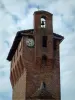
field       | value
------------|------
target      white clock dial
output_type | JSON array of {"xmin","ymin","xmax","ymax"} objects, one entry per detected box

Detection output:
[{"xmin": 26, "ymin": 38, "xmax": 34, "ymax": 47}]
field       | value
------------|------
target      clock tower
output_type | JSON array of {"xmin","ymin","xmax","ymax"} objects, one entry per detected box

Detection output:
[{"xmin": 7, "ymin": 10, "xmax": 64, "ymax": 100}]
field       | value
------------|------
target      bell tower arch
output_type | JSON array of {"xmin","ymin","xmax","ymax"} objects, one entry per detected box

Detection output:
[{"xmin": 34, "ymin": 11, "xmax": 54, "ymax": 67}]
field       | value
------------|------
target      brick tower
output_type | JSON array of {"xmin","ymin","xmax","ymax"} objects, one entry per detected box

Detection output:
[{"xmin": 7, "ymin": 10, "xmax": 64, "ymax": 100}]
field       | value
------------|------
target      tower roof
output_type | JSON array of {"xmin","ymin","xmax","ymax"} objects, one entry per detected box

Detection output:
[
  {"xmin": 7, "ymin": 29, "xmax": 64, "ymax": 61},
  {"xmin": 34, "ymin": 10, "xmax": 53, "ymax": 16}
]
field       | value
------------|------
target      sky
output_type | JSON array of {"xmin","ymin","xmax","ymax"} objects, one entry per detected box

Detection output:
[{"xmin": 0, "ymin": 0, "xmax": 75, "ymax": 100}]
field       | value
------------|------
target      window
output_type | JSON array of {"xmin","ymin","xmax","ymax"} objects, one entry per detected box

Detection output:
[
  {"xmin": 41, "ymin": 16, "xmax": 46, "ymax": 28},
  {"xmin": 42, "ymin": 55, "xmax": 47, "ymax": 66},
  {"xmin": 53, "ymin": 40, "xmax": 57, "ymax": 56},
  {"xmin": 42, "ymin": 36, "xmax": 47, "ymax": 47},
  {"xmin": 53, "ymin": 40, "xmax": 57, "ymax": 50}
]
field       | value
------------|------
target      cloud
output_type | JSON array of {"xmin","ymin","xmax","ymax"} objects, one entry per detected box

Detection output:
[
  {"xmin": 4, "ymin": 40, "xmax": 9, "ymax": 47},
  {"xmin": 0, "ymin": 0, "xmax": 75, "ymax": 100},
  {"xmin": 0, "ymin": 66, "xmax": 12, "ymax": 100}
]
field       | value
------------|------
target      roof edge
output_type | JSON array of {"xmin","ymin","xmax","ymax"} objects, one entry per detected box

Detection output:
[
  {"xmin": 7, "ymin": 29, "xmax": 64, "ymax": 61},
  {"xmin": 34, "ymin": 10, "xmax": 53, "ymax": 16}
]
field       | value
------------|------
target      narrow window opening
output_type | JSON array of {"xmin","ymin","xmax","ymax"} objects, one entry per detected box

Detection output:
[
  {"xmin": 42, "ymin": 36, "xmax": 47, "ymax": 47},
  {"xmin": 53, "ymin": 40, "xmax": 57, "ymax": 56},
  {"xmin": 53, "ymin": 40, "xmax": 57, "ymax": 50},
  {"xmin": 42, "ymin": 55, "xmax": 47, "ymax": 66}
]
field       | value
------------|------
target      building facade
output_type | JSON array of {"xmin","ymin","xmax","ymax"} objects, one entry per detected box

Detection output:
[{"xmin": 7, "ymin": 10, "xmax": 64, "ymax": 100}]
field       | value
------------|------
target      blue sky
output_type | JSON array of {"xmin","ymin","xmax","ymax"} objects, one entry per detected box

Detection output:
[{"xmin": 0, "ymin": 0, "xmax": 75, "ymax": 100}]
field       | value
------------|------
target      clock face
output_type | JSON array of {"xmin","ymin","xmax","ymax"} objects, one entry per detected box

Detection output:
[{"xmin": 26, "ymin": 38, "xmax": 34, "ymax": 47}]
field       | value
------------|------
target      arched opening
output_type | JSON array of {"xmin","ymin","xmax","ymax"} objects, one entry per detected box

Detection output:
[
  {"xmin": 41, "ymin": 16, "xmax": 46, "ymax": 28},
  {"xmin": 43, "ymin": 82, "xmax": 46, "ymax": 88},
  {"xmin": 40, "ymin": 82, "xmax": 46, "ymax": 89}
]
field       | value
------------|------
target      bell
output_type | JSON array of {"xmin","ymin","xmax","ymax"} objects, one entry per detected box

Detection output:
[{"xmin": 41, "ymin": 21, "xmax": 45, "ymax": 25}]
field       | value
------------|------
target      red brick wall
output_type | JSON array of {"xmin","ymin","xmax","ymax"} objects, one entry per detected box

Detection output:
[
  {"xmin": 22, "ymin": 35, "xmax": 60, "ymax": 100},
  {"xmin": 10, "ymin": 11, "xmax": 61, "ymax": 100}
]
